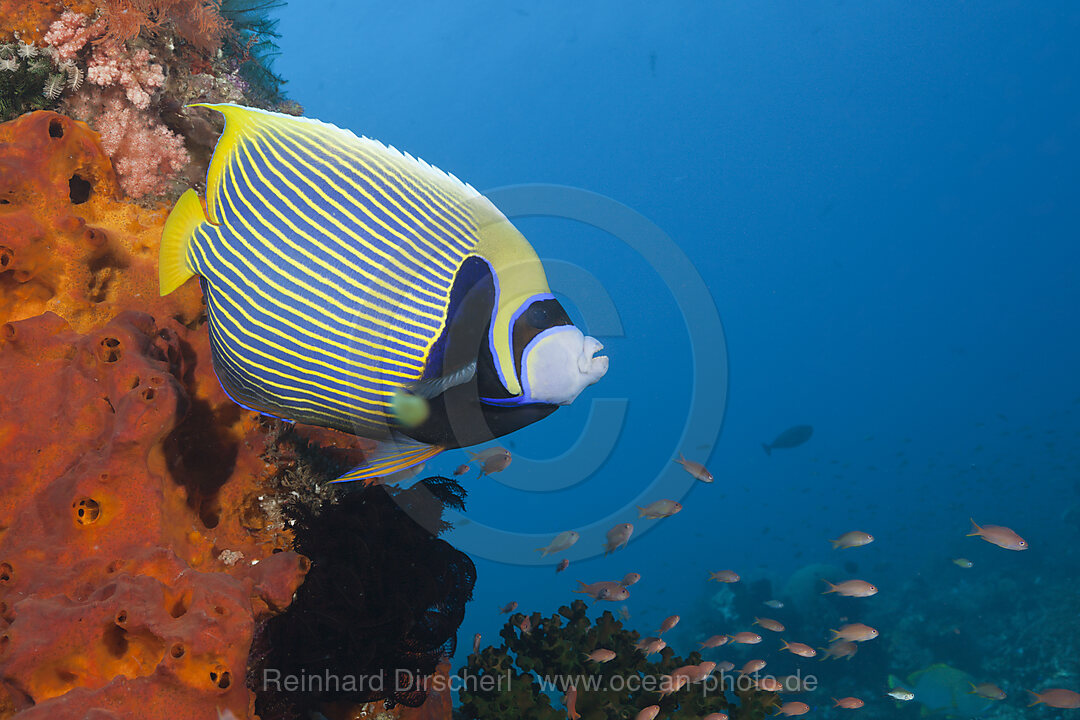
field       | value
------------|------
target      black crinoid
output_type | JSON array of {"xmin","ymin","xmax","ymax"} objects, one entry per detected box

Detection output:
[{"xmin": 253, "ymin": 474, "xmax": 476, "ymax": 719}]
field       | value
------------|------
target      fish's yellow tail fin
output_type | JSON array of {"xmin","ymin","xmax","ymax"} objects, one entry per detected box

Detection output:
[
  {"xmin": 967, "ymin": 518, "xmax": 982, "ymax": 537},
  {"xmin": 159, "ymin": 188, "xmax": 205, "ymax": 295}
]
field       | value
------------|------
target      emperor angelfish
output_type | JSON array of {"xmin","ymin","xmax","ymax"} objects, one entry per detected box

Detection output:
[{"xmin": 159, "ymin": 104, "xmax": 608, "ymax": 481}]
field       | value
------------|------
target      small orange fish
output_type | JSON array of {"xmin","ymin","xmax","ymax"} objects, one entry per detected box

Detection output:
[
  {"xmin": 757, "ymin": 677, "xmax": 783, "ymax": 692},
  {"xmin": 969, "ymin": 682, "xmax": 1005, "ymax": 700},
  {"xmin": 468, "ymin": 447, "xmax": 512, "ymax": 476},
  {"xmin": 499, "ymin": 601, "xmax": 518, "ymax": 614},
  {"xmin": 657, "ymin": 614, "xmax": 680, "ymax": 634},
  {"xmin": 1028, "ymin": 688, "xmax": 1080, "ymax": 708},
  {"xmin": 710, "ymin": 570, "xmax": 740, "ymax": 583},
  {"xmin": 691, "ymin": 662, "xmax": 717, "ymax": 683},
  {"xmin": 604, "ymin": 523, "xmax": 634, "ymax": 555},
  {"xmin": 583, "ymin": 649, "xmax": 616, "ymax": 663},
  {"xmin": 658, "ymin": 673, "xmax": 689, "ymax": 697},
  {"xmin": 833, "ymin": 697, "xmax": 864, "ymax": 709},
  {"xmin": 780, "ymin": 639, "xmax": 816, "ymax": 658},
  {"xmin": 699, "ymin": 634, "xmax": 729, "ymax": 649},
  {"xmin": 564, "ymin": 686, "xmax": 580, "ymax": 720},
  {"xmin": 777, "ymin": 701, "xmax": 810, "ymax": 716},
  {"xmin": 830, "ymin": 531, "xmax": 874, "ymax": 549},
  {"xmin": 634, "ymin": 636, "xmax": 667, "ymax": 656},
  {"xmin": 620, "ymin": 572, "xmax": 642, "ymax": 587},
  {"xmin": 634, "ymin": 705, "xmax": 660, "ymax": 720},
  {"xmin": 703, "ymin": 713, "xmax": 729, "ymax": 720},
  {"xmin": 730, "ymin": 631, "xmax": 762, "ymax": 644},
  {"xmin": 754, "ymin": 617, "xmax": 785, "ymax": 632},
  {"xmin": 518, "ymin": 616, "xmax": 532, "ymax": 634},
  {"xmin": 822, "ymin": 579, "xmax": 878, "ymax": 597},
  {"xmin": 556, "ymin": 558, "xmax": 569, "ymax": 573},
  {"xmin": 637, "ymin": 499, "xmax": 683, "ymax": 519},
  {"xmin": 575, "ymin": 580, "xmax": 629, "ymax": 601},
  {"xmin": 830, "ymin": 623, "xmax": 878, "ymax": 642},
  {"xmin": 670, "ymin": 664, "xmax": 700, "ymax": 684},
  {"xmin": 968, "ymin": 518, "xmax": 1028, "ymax": 550},
  {"xmin": 716, "ymin": 661, "xmax": 735, "ymax": 672},
  {"xmin": 740, "ymin": 659, "xmax": 767, "ymax": 675},
  {"xmin": 536, "ymin": 531, "xmax": 580, "ymax": 557},
  {"xmin": 472, "ymin": 633, "xmax": 481, "ymax": 654},
  {"xmin": 675, "ymin": 453, "xmax": 713, "ymax": 482},
  {"xmin": 819, "ymin": 640, "xmax": 858, "ymax": 660},
  {"xmin": 453, "ymin": 463, "xmax": 470, "ymax": 476}
]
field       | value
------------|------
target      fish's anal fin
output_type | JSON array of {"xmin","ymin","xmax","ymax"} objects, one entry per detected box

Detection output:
[
  {"xmin": 331, "ymin": 442, "xmax": 444, "ymax": 483},
  {"xmin": 159, "ymin": 188, "xmax": 204, "ymax": 296}
]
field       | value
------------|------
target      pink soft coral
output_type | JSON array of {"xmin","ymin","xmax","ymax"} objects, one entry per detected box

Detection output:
[
  {"xmin": 43, "ymin": 11, "xmax": 100, "ymax": 63},
  {"xmin": 87, "ymin": 46, "xmax": 165, "ymax": 111},
  {"xmin": 70, "ymin": 92, "xmax": 190, "ymax": 198},
  {"xmin": 45, "ymin": 11, "xmax": 166, "ymax": 111}
]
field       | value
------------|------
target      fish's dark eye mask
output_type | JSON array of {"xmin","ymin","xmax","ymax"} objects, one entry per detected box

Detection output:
[{"xmin": 511, "ymin": 297, "xmax": 572, "ymax": 381}]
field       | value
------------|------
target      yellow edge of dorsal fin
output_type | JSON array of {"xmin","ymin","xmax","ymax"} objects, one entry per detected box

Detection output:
[
  {"xmin": 159, "ymin": 188, "xmax": 205, "ymax": 296},
  {"xmin": 189, "ymin": 102, "xmax": 489, "ymax": 221}
]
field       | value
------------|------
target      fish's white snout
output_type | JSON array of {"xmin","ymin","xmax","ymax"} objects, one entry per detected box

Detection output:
[{"xmin": 523, "ymin": 327, "xmax": 609, "ymax": 405}]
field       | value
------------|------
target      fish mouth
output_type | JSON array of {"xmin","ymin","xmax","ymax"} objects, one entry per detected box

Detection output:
[{"xmin": 578, "ymin": 336, "xmax": 609, "ymax": 380}]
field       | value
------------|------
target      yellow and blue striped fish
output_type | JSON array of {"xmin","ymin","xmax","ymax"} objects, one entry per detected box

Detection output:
[{"xmin": 159, "ymin": 104, "xmax": 608, "ymax": 481}]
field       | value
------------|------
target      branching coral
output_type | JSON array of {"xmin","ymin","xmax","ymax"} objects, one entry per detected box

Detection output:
[
  {"xmin": 459, "ymin": 600, "xmax": 777, "ymax": 720},
  {"xmin": 86, "ymin": 0, "xmax": 229, "ymax": 55}
]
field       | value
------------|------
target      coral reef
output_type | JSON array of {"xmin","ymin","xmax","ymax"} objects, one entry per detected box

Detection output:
[
  {"xmin": 2, "ymin": 0, "xmax": 293, "ymax": 199},
  {"xmin": 0, "ymin": 97, "xmax": 467, "ymax": 719},
  {"xmin": 0, "ymin": 110, "xmax": 202, "ymax": 331},
  {"xmin": 0, "ymin": 309, "xmax": 308, "ymax": 719},
  {"xmin": 458, "ymin": 600, "xmax": 777, "ymax": 720}
]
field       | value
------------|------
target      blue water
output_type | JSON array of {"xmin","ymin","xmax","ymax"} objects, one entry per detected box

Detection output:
[{"xmin": 273, "ymin": 0, "xmax": 1080, "ymax": 706}]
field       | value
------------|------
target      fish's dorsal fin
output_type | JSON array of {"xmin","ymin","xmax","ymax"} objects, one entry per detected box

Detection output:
[{"xmin": 190, "ymin": 103, "xmax": 492, "ymax": 225}]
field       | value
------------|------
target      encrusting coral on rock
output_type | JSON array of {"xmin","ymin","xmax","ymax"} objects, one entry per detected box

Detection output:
[
  {"xmin": 0, "ymin": 308, "xmax": 310, "ymax": 719},
  {"xmin": 0, "ymin": 110, "xmax": 202, "ymax": 331},
  {"xmin": 0, "ymin": 4, "xmax": 474, "ymax": 719}
]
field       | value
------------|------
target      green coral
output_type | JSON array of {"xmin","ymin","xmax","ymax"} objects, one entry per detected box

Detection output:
[{"xmin": 457, "ymin": 600, "xmax": 778, "ymax": 720}]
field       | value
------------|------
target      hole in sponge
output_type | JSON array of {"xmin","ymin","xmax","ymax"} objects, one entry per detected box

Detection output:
[
  {"xmin": 68, "ymin": 174, "xmax": 91, "ymax": 204},
  {"xmin": 73, "ymin": 498, "xmax": 101, "ymax": 525},
  {"xmin": 209, "ymin": 667, "xmax": 231, "ymax": 689},
  {"xmin": 103, "ymin": 623, "xmax": 128, "ymax": 658},
  {"xmin": 48, "ymin": 119, "xmax": 64, "ymax": 138},
  {"xmin": 169, "ymin": 594, "xmax": 188, "ymax": 618}
]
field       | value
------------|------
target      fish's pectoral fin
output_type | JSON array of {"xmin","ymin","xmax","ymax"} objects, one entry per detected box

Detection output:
[
  {"xmin": 159, "ymin": 188, "xmax": 205, "ymax": 296},
  {"xmin": 408, "ymin": 361, "xmax": 477, "ymax": 400},
  {"xmin": 331, "ymin": 440, "xmax": 444, "ymax": 483}
]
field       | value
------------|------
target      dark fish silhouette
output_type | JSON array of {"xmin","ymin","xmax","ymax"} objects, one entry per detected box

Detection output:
[{"xmin": 762, "ymin": 425, "xmax": 813, "ymax": 455}]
